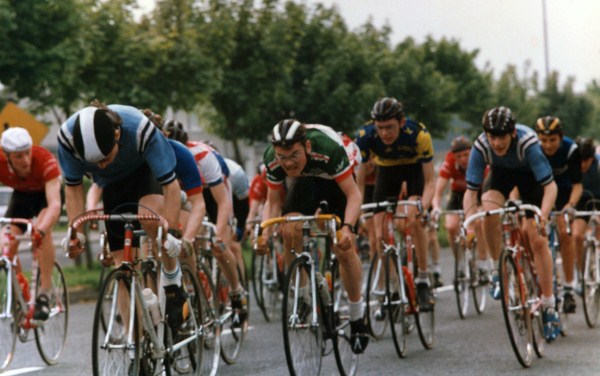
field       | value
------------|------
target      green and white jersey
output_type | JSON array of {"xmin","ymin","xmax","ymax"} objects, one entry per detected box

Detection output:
[{"xmin": 264, "ymin": 124, "xmax": 354, "ymax": 189}]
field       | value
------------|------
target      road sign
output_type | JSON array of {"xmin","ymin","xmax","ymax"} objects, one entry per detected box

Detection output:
[{"xmin": 0, "ymin": 102, "xmax": 49, "ymax": 145}]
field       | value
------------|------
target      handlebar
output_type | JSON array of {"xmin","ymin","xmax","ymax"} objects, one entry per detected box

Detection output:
[{"xmin": 462, "ymin": 204, "xmax": 543, "ymax": 231}]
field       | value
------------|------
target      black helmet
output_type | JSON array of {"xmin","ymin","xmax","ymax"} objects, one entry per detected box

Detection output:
[
  {"xmin": 164, "ymin": 119, "xmax": 188, "ymax": 144},
  {"xmin": 270, "ymin": 119, "xmax": 306, "ymax": 147},
  {"xmin": 576, "ymin": 137, "xmax": 596, "ymax": 160},
  {"xmin": 371, "ymin": 97, "xmax": 404, "ymax": 121},
  {"xmin": 534, "ymin": 116, "xmax": 562, "ymax": 136},
  {"xmin": 482, "ymin": 106, "xmax": 516, "ymax": 135},
  {"xmin": 450, "ymin": 135, "xmax": 472, "ymax": 153}
]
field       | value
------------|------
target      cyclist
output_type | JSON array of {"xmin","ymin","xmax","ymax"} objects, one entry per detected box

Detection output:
[
  {"xmin": 572, "ymin": 137, "xmax": 600, "ymax": 275},
  {"xmin": 224, "ymin": 157, "xmax": 250, "ymax": 279},
  {"xmin": 163, "ymin": 120, "xmax": 247, "ymax": 323},
  {"xmin": 463, "ymin": 106, "xmax": 561, "ymax": 341},
  {"xmin": 58, "ymin": 102, "xmax": 187, "ymax": 331},
  {"xmin": 432, "ymin": 136, "xmax": 491, "ymax": 284},
  {"xmin": 258, "ymin": 119, "xmax": 369, "ymax": 354},
  {"xmin": 0, "ymin": 127, "xmax": 62, "ymax": 322},
  {"xmin": 355, "ymin": 97, "xmax": 436, "ymax": 311},
  {"xmin": 534, "ymin": 116, "xmax": 582, "ymax": 313}
]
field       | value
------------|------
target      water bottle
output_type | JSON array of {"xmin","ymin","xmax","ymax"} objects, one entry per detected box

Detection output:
[
  {"xmin": 316, "ymin": 272, "xmax": 331, "ymax": 306},
  {"xmin": 142, "ymin": 288, "xmax": 161, "ymax": 326}
]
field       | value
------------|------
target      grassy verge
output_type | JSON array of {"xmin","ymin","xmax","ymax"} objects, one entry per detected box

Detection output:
[{"xmin": 63, "ymin": 262, "xmax": 103, "ymax": 290}]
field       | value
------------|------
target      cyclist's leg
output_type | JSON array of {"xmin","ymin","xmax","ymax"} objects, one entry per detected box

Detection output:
[
  {"xmin": 35, "ymin": 208, "xmax": 57, "ymax": 293},
  {"xmin": 1, "ymin": 224, "xmax": 23, "ymax": 274},
  {"xmin": 572, "ymin": 218, "xmax": 588, "ymax": 274},
  {"xmin": 556, "ymin": 215, "xmax": 577, "ymax": 311},
  {"xmin": 445, "ymin": 213, "xmax": 460, "ymax": 258}
]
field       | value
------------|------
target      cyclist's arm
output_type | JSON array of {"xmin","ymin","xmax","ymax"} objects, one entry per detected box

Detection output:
[
  {"xmin": 432, "ymin": 175, "xmax": 449, "ymax": 211},
  {"xmin": 356, "ymin": 162, "xmax": 368, "ymax": 200},
  {"xmin": 540, "ymin": 181, "xmax": 558, "ymax": 220},
  {"xmin": 209, "ymin": 182, "xmax": 233, "ymax": 241},
  {"xmin": 163, "ymin": 179, "xmax": 182, "ymax": 232},
  {"xmin": 37, "ymin": 177, "xmax": 62, "ymax": 234},
  {"xmin": 86, "ymin": 183, "xmax": 103, "ymax": 211},
  {"xmin": 65, "ymin": 184, "xmax": 85, "ymax": 234},
  {"xmin": 183, "ymin": 192, "xmax": 206, "ymax": 241},
  {"xmin": 421, "ymin": 161, "xmax": 435, "ymax": 210},
  {"xmin": 463, "ymin": 188, "xmax": 479, "ymax": 220},
  {"xmin": 338, "ymin": 174, "xmax": 361, "ymax": 227},
  {"xmin": 565, "ymin": 183, "xmax": 583, "ymax": 211}
]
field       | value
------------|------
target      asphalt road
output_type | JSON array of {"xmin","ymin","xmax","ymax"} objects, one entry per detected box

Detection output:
[{"xmin": 5, "ymin": 245, "xmax": 600, "ymax": 375}]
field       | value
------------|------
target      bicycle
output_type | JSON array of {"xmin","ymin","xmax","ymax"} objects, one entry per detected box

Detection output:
[
  {"xmin": 463, "ymin": 203, "xmax": 547, "ymax": 368},
  {"xmin": 575, "ymin": 208, "xmax": 600, "ymax": 328},
  {"xmin": 0, "ymin": 218, "xmax": 69, "ymax": 371},
  {"xmin": 249, "ymin": 217, "xmax": 284, "ymax": 322},
  {"xmin": 259, "ymin": 212, "xmax": 358, "ymax": 376},
  {"xmin": 547, "ymin": 211, "xmax": 573, "ymax": 333},
  {"xmin": 447, "ymin": 209, "xmax": 488, "ymax": 319},
  {"xmin": 362, "ymin": 199, "xmax": 434, "ymax": 358},
  {"xmin": 195, "ymin": 218, "xmax": 247, "ymax": 368},
  {"xmin": 67, "ymin": 211, "xmax": 204, "ymax": 375}
]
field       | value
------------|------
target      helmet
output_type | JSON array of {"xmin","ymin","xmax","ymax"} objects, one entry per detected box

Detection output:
[
  {"xmin": 270, "ymin": 119, "xmax": 306, "ymax": 147},
  {"xmin": 371, "ymin": 97, "xmax": 404, "ymax": 121},
  {"xmin": 576, "ymin": 137, "xmax": 596, "ymax": 160},
  {"xmin": 482, "ymin": 106, "xmax": 516, "ymax": 135},
  {"xmin": 534, "ymin": 116, "xmax": 562, "ymax": 136},
  {"xmin": 72, "ymin": 107, "xmax": 120, "ymax": 163},
  {"xmin": 450, "ymin": 135, "xmax": 472, "ymax": 153},
  {"xmin": 1, "ymin": 127, "xmax": 33, "ymax": 153},
  {"xmin": 164, "ymin": 120, "xmax": 188, "ymax": 144}
]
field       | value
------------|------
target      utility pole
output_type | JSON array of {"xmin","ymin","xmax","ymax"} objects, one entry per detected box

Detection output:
[{"xmin": 542, "ymin": 0, "xmax": 550, "ymax": 79}]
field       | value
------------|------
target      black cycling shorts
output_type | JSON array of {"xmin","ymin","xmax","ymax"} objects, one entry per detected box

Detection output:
[
  {"xmin": 362, "ymin": 185, "xmax": 375, "ymax": 205},
  {"xmin": 575, "ymin": 191, "xmax": 600, "ymax": 223},
  {"xmin": 233, "ymin": 196, "xmax": 249, "ymax": 240},
  {"xmin": 555, "ymin": 186, "xmax": 572, "ymax": 211},
  {"xmin": 488, "ymin": 166, "xmax": 544, "ymax": 218},
  {"xmin": 282, "ymin": 176, "xmax": 347, "ymax": 223},
  {"xmin": 103, "ymin": 163, "xmax": 162, "ymax": 251},
  {"xmin": 373, "ymin": 163, "xmax": 423, "ymax": 212},
  {"xmin": 446, "ymin": 191, "xmax": 464, "ymax": 211},
  {"xmin": 6, "ymin": 190, "xmax": 64, "ymax": 233}
]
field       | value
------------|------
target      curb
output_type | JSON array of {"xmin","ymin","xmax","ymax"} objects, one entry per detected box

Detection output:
[{"xmin": 68, "ymin": 285, "xmax": 98, "ymax": 303}]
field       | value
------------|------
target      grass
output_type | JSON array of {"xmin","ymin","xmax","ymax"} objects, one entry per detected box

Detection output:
[{"xmin": 62, "ymin": 262, "xmax": 104, "ymax": 290}]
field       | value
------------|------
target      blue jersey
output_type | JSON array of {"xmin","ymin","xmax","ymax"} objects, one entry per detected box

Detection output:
[
  {"xmin": 466, "ymin": 124, "xmax": 553, "ymax": 190},
  {"xmin": 543, "ymin": 136, "xmax": 581, "ymax": 189},
  {"xmin": 168, "ymin": 140, "xmax": 203, "ymax": 196},
  {"xmin": 58, "ymin": 105, "xmax": 177, "ymax": 188},
  {"xmin": 582, "ymin": 155, "xmax": 600, "ymax": 197}
]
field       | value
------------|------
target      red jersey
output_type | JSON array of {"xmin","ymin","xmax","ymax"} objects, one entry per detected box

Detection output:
[
  {"xmin": 248, "ymin": 171, "xmax": 268, "ymax": 203},
  {"xmin": 0, "ymin": 146, "xmax": 61, "ymax": 192},
  {"xmin": 439, "ymin": 151, "xmax": 467, "ymax": 193}
]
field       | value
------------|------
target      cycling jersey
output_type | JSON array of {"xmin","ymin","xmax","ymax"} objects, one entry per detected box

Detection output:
[
  {"xmin": 58, "ymin": 105, "xmax": 177, "ymax": 188},
  {"xmin": 439, "ymin": 151, "xmax": 467, "ymax": 193},
  {"xmin": 0, "ymin": 146, "xmax": 61, "ymax": 192},
  {"xmin": 186, "ymin": 141, "xmax": 226, "ymax": 187},
  {"xmin": 264, "ymin": 124, "xmax": 353, "ymax": 189},
  {"xmin": 582, "ymin": 155, "xmax": 600, "ymax": 197},
  {"xmin": 466, "ymin": 124, "xmax": 553, "ymax": 190},
  {"xmin": 339, "ymin": 132, "xmax": 362, "ymax": 173},
  {"xmin": 354, "ymin": 119, "xmax": 434, "ymax": 166},
  {"xmin": 225, "ymin": 158, "xmax": 249, "ymax": 200},
  {"xmin": 168, "ymin": 139, "xmax": 203, "ymax": 196},
  {"xmin": 248, "ymin": 169, "xmax": 267, "ymax": 203},
  {"xmin": 543, "ymin": 136, "xmax": 581, "ymax": 189}
]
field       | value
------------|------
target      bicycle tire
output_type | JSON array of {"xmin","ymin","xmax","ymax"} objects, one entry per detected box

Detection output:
[
  {"xmin": 197, "ymin": 263, "xmax": 221, "ymax": 376},
  {"xmin": 0, "ymin": 263, "xmax": 17, "ymax": 371},
  {"xmin": 92, "ymin": 268, "xmax": 140, "ymax": 376},
  {"xmin": 281, "ymin": 256, "xmax": 322, "ymax": 376},
  {"xmin": 454, "ymin": 240, "xmax": 470, "ymax": 319},
  {"xmin": 251, "ymin": 251, "xmax": 266, "ymax": 315},
  {"xmin": 582, "ymin": 241, "xmax": 600, "ymax": 328},
  {"xmin": 499, "ymin": 249, "xmax": 533, "ymax": 368},
  {"xmin": 331, "ymin": 260, "xmax": 359, "ymax": 376},
  {"xmin": 415, "ymin": 293, "xmax": 435, "ymax": 350},
  {"xmin": 386, "ymin": 251, "xmax": 408, "ymax": 358},
  {"xmin": 521, "ymin": 254, "xmax": 544, "ymax": 358},
  {"xmin": 470, "ymin": 241, "xmax": 488, "ymax": 315},
  {"xmin": 219, "ymin": 264, "xmax": 247, "ymax": 364},
  {"xmin": 34, "ymin": 261, "xmax": 69, "ymax": 365},
  {"xmin": 255, "ymin": 242, "xmax": 283, "ymax": 322},
  {"xmin": 365, "ymin": 254, "xmax": 388, "ymax": 339}
]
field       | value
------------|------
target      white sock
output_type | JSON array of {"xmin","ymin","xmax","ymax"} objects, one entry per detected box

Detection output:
[
  {"xmin": 349, "ymin": 299, "xmax": 364, "ymax": 322},
  {"xmin": 161, "ymin": 263, "xmax": 182, "ymax": 287},
  {"xmin": 541, "ymin": 295, "xmax": 555, "ymax": 309}
]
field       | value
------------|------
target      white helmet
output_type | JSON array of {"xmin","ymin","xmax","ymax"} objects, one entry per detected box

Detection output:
[{"xmin": 1, "ymin": 127, "xmax": 33, "ymax": 153}]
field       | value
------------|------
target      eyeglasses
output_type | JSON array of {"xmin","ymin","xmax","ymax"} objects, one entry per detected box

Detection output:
[{"xmin": 275, "ymin": 150, "xmax": 302, "ymax": 163}]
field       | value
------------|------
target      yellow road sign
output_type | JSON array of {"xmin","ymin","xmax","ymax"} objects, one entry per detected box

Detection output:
[{"xmin": 0, "ymin": 102, "xmax": 49, "ymax": 145}]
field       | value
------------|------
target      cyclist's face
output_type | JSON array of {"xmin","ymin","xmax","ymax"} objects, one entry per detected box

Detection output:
[
  {"xmin": 96, "ymin": 144, "xmax": 119, "ymax": 169},
  {"xmin": 274, "ymin": 142, "xmax": 308, "ymax": 176},
  {"xmin": 7, "ymin": 149, "xmax": 32, "ymax": 175},
  {"xmin": 582, "ymin": 157, "xmax": 594, "ymax": 173},
  {"xmin": 486, "ymin": 132, "xmax": 513, "ymax": 156},
  {"xmin": 374, "ymin": 118, "xmax": 401, "ymax": 145},
  {"xmin": 538, "ymin": 133, "xmax": 561, "ymax": 156},
  {"xmin": 453, "ymin": 149, "xmax": 470, "ymax": 169}
]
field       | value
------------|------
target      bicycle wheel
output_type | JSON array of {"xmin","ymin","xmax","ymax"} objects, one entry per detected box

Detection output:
[
  {"xmin": 385, "ymin": 251, "xmax": 408, "ymax": 358},
  {"xmin": 582, "ymin": 242, "xmax": 600, "ymax": 328},
  {"xmin": 365, "ymin": 254, "xmax": 387, "ymax": 339},
  {"xmin": 251, "ymin": 251, "xmax": 266, "ymax": 315},
  {"xmin": 256, "ymin": 246, "xmax": 283, "ymax": 322},
  {"xmin": 218, "ymin": 265, "xmax": 247, "ymax": 364},
  {"xmin": 454, "ymin": 240, "xmax": 470, "ymax": 319},
  {"xmin": 471, "ymin": 244, "xmax": 488, "ymax": 314},
  {"xmin": 165, "ymin": 263, "xmax": 203, "ymax": 375},
  {"xmin": 331, "ymin": 261, "xmax": 359, "ymax": 376},
  {"xmin": 499, "ymin": 250, "xmax": 533, "ymax": 368},
  {"xmin": 521, "ymin": 255, "xmax": 544, "ymax": 358},
  {"xmin": 34, "ymin": 261, "xmax": 69, "ymax": 365},
  {"xmin": 92, "ymin": 268, "xmax": 140, "ymax": 376},
  {"xmin": 197, "ymin": 263, "xmax": 221, "ymax": 376},
  {"xmin": 282, "ymin": 256, "xmax": 322, "ymax": 376},
  {"xmin": 0, "ymin": 263, "xmax": 17, "ymax": 371},
  {"xmin": 416, "ymin": 291, "xmax": 435, "ymax": 350}
]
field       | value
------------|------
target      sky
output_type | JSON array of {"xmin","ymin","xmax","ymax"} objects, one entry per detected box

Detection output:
[{"xmin": 137, "ymin": 0, "xmax": 600, "ymax": 92}]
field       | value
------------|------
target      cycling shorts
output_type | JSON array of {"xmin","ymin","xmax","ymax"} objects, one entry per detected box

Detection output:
[
  {"xmin": 6, "ymin": 190, "xmax": 64, "ymax": 233},
  {"xmin": 446, "ymin": 191, "xmax": 464, "ymax": 211},
  {"xmin": 373, "ymin": 163, "xmax": 423, "ymax": 212},
  {"xmin": 282, "ymin": 176, "xmax": 347, "ymax": 223},
  {"xmin": 488, "ymin": 166, "xmax": 543, "ymax": 218}
]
